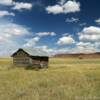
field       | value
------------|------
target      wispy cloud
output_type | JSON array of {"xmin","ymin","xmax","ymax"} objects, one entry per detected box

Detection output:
[
  {"xmin": 0, "ymin": 0, "xmax": 13, "ymax": 5},
  {"xmin": 79, "ymin": 23, "xmax": 86, "ymax": 26},
  {"xmin": 95, "ymin": 18, "xmax": 100, "ymax": 25},
  {"xmin": 0, "ymin": 10, "xmax": 15, "ymax": 17},
  {"xmin": 0, "ymin": 20, "xmax": 32, "ymax": 56},
  {"xmin": 36, "ymin": 32, "xmax": 56, "ymax": 37},
  {"xmin": 23, "ymin": 37, "xmax": 40, "ymax": 47},
  {"xmin": 0, "ymin": 22, "xmax": 31, "ymax": 37},
  {"xmin": 66, "ymin": 17, "xmax": 79, "ymax": 23}
]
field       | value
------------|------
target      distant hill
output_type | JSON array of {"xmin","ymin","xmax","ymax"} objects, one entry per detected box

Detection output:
[{"xmin": 54, "ymin": 52, "xmax": 100, "ymax": 59}]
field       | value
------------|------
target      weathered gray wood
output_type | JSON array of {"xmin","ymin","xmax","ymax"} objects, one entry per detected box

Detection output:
[{"xmin": 12, "ymin": 49, "xmax": 49, "ymax": 68}]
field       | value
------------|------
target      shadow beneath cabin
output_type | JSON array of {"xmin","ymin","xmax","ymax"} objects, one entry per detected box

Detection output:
[{"xmin": 25, "ymin": 64, "xmax": 48, "ymax": 71}]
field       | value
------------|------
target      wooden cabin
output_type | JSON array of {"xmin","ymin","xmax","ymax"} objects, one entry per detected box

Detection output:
[{"xmin": 11, "ymin": 48, "xmax": 49, "ymax": 68}]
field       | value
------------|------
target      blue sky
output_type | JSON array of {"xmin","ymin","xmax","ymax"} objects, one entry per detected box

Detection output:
[{"xmin": 0, "ymin": 0, "xmax": 100, "ymax": 56}]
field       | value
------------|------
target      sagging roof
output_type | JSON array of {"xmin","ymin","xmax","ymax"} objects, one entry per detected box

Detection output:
[{"xmin": 12, "ymin": 48, "xmax": 49, "ymax": 57}]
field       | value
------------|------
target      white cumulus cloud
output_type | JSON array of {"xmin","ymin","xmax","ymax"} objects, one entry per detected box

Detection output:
[
  {"xmin": 78, "ymin": 26, "xmax": 100, "ymax": 42},
  {"xmin": 0, "ymin": 0, "xmax": 33, "ymax": 11},
  {"xmin": 46, "ymin": 0, "xmax": 80, "ymax": 14},
  {"xmin": 57, "ymin": 36, "xmax": 75, "ymax": 45},
  {"xmin": 12, "ymin": 2, "xmax": 32, "ymax": 10},
  {"xmin": 63, "ymin": 0, "xmax": 80, "ymax": 14},
  {"xmin": 46, "ymin": 5, "xmax": 63, "ymax": 14}
]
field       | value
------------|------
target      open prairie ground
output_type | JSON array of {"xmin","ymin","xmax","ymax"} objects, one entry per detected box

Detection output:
[{"xmin": 0, "ymin": 57, "xmax": 100, "ymax": 100}]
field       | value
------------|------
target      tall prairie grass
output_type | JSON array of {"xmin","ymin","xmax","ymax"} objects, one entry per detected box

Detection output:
[{"xmin": 0, "ymin": 57, "xmax": 100, "ymax": 100}]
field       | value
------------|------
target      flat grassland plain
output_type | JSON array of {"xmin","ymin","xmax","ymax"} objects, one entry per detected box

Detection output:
[{"xmin": 0, "ymin": 58, "xmax": 100, "ymax": 100}]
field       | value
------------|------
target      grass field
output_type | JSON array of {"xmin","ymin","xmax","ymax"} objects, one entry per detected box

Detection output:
[{"xmin": 0, "ymin": 57, "xmax": 100, "ymax": 100}]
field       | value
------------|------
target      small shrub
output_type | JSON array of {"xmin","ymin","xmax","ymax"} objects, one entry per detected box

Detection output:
[{"xmin": 25, "ymin": 64, "xmax": 34, "ymax": 70}]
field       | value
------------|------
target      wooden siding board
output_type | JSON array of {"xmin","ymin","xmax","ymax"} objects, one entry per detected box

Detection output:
[{"xmin": 12, "ymin": 49, "xmax": 49, "ymax": 68}]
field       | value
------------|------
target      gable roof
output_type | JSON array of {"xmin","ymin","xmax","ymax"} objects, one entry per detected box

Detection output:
[
  {"xmin": 23, "ymin": 48, "xmax": 49, "ymax": 57},
  {"xmin": 12, "ymin": 48, "xmax": 49, "ymax": 57}
]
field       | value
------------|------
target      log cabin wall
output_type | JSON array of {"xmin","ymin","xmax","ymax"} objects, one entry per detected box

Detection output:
[
  {"xmin": 40, "ymin": 57, "xmax": 49, "ymax": 68},
  {"xmin": 12, "ymin": 49, "xmax": 49, "ymax": 68},
  {"xmin": 31, "ymin": 56, "xmax": 49, "ymax": 68},
  {"xmin": 13, "ymin": 50, "xmax": 30, "ymax": 66}
]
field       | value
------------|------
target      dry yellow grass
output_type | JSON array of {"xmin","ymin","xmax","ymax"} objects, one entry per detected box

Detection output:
[{"xmin": 0, "ymin": 57, "xmax": 100, "ymax": 100}]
